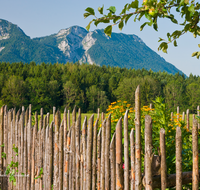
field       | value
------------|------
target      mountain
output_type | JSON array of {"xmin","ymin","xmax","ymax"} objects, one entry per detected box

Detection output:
[{"xmin": 0, "ymin": 19, "xmax": 184, "ymax": 75}]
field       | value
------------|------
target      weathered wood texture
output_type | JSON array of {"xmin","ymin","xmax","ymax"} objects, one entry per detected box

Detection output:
[{"xmin": 0, "ymin": 89, "xmax": 200, "ymax": 189}]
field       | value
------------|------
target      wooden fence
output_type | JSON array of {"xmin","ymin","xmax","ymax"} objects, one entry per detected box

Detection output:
[{"xmin": 0, "ymin": 85, "xmax": 199, "ymax": 189}]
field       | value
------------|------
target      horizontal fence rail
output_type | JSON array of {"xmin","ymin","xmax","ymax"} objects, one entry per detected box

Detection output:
[{"xmin": 0, "ymin": 85, "xmax": 199, "ymax": 189}]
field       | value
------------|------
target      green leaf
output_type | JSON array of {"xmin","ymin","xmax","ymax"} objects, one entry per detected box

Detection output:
[
  {"xmin": 158, "ymin": 37, "xmax": 164, "ymax": 42},
  {"xmin": 118, "ymin": 20, "xmax": 124, "ymax": 31},
  {"xmin": 192, "ymin": 51, "xmax": 198, "ymax": 57},
  {"xmin": 113, "ymin": 17, "xmax": 121, "ymax": 24},
  {"xmin": 198, "ymin": 44, "xmax": 200, "ymax": 48},
  {"xmin": 85, "ymin": 7, "xmax": 95, "ymax": 15},
  {"xmin": 188, "ymin": 4, "xmax": 195, "ymax": 14},
  {"xmin": 173, "ymin": 40, "xmax": 178, "ymax": 47},
  {"xmin": 0, "ymin": 144, "xmax": 4, "ymax": 147},
  {"xmin": 107, "ymin": 6, "xmax": 116, "ymax": 14},
  {"xmin": 104, "ymin": 25, "xmax": 112, "ymax": 37},
  {"xmin": 98, "ymin": 6, "xmax": 104, "ymax": 14},
  {"xmin": 140, "ymin": 22, "xmax": 147, "ymax": 31},
  {"xmin": 130, "ymin": 0, "xmax": 139, "ymax": 8},
  {"xmin": 84, "ymin": 13, "xmax": 91, "ymax": 19},
  {"xmin": 86, "ymin": 20, "xmax": 93, "ymax": 31},
  {"xmin": 125, "ymin": 14, "xmax": 133, "ymax": 24},
  {"xmin": 153, "ymin": 23, "xmax": 158, "ymax": 31}
]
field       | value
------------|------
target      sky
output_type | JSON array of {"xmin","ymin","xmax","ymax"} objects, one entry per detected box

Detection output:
[{"xmin": 0, "ymin": 0, "xmax": 199, "ymax": 76}]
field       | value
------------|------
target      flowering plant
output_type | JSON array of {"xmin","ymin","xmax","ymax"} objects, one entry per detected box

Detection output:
[{"xmin": 105, "ymin": 97, "xmax": 192, "ymax": 175}]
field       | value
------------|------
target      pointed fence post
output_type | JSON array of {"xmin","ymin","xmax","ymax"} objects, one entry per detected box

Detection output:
[
  {"xmin": 110, "ymin": 132, "xmax": 116, "ymax": 190},
  {"xmin": 86, "ymin": 114, "xmax": 94, "ymax": 190},
  {"xmin": 145, "ymin": 115, "xmax": 153, "ymax": 190},
  {"xmin": 186, "ymin": 109, "xmax": 190, "ymax": 130},
  {"xmin": 176, "ymin": 127, "xmax": 182, "ymax": 190},
  {"xmin": 116, "ymin": 118, "xmax": 123, "ymax": 190},
  {"xmin": 130, "ymin": 128, "xmax": 135, "ymax": 190},
  {"xmin": 124, "ymin": 110, "xmax": 129, "ymax": 190},
  {"xmin": 97, "ymin": 128, "xmax": 101, "ymax": 190},
  {"xmin": 135, "ymin": 85, "xmax": 141, "ymax": 190},
  {"xmin": 160, "ymin": 128, "xmax": 167, "ymax": 190},
  {"xmin": 101, "ymin": 119, "xmax": 106, "ymax": 190},
  {"xmin": 92, "ymin": 119, "xmax": 98, "ymax": 190},
  {"xmin": 76, "ymin": 115, "xmax": 81, "ymax": 190},
  {"xmin": 192, "ymin": 119, "xmax": 199, "ymax": 189},
  {"xmin": 105, "ymin": 114, "xmax": 111, "ymax": 190}
]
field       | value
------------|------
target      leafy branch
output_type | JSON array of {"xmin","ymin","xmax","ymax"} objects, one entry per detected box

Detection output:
[{"xmin": 84, "ymin": 0, "xmax": 200, "ymax": 57}]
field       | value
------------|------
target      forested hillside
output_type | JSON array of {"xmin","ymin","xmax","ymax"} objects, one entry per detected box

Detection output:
[{"xmin": 0, "ymin": 62, "xmax": 198, "ymax": 113}]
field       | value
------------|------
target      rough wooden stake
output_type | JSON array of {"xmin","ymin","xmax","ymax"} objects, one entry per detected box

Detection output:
[
  {"xmin": 101, "ymin": 119, "xmax": 106, "ymax": 190},
  {"xmin": 86, "ymin": 114, "xmax": 94, "ymax": 190},
  {"xmin": 76, "ymin": 115, "xmax": 81, "ymax": 190},
  {"xmin": 186, "ymin": 109, "xmax": 189, "ymax": 130},
  {"xmin": 116, "ymin": 118, "xmax": 123, "ymax": 190},
  {"xmin": 176, "ymin": 127, "xmax": 182, "ymax": 190},
  {"xmin": 105, "ymin": 114, "xmax": 111, "ymax": 190},
  {"xmin": 192, "ymin": 119, "xmax": 199, "ymax": 190},
  {"xmin": 135, "ymin": 85, "xmax": 141, "ymax": 190},
  {"xmin": 130, "ymin": 128, "xmax": 135, "ymax": 190},
  {"xmin": 97, "ymin": 128, "xmax": 101, "ymax": 190},
  {"xmin": 124, "ymin": 110, "xmax": 129, "ymax": 190},
  {"xmin": 82, "ymin": 117, "xmax": 87, "ymax": 190},
  {"xmin": 59, "ymin": 120, "xmax": 64, "ymax": 190},
  {"xmin": 145, "ymin": 115, "xmax": 153, "ymax": 190},
  {"xmin": 160, "ymin": 128, "xmax": 167, "ymax": 190},
  {"xmin": 92, "ymin": 119, "xmax": 98, "ymax": 190},
  {"xmin": 110, "ymin": 132, "xmax": 116, "ymax": 190}
]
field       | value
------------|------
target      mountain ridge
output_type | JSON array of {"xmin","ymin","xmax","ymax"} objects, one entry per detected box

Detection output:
[{"xmin": 0, "ymin": 19, "xmax": 184, "ymax": 75}]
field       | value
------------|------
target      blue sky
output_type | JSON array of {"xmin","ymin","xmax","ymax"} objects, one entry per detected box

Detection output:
[{"xmin": 0, "ymin": 0, "xmax": 199, "ymax": 76}]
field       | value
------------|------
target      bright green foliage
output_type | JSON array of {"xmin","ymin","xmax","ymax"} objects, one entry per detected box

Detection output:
[
  {"xmin": 85, "ymin": 0, "xmax": 200, "ymax": 58},
  {"xmin": 1, "ymin": 144, "xmax": 20, "ymax": 186},
  {"xmin": 106, "ymin": 97, "xmax": 192, "ymax": 179}
]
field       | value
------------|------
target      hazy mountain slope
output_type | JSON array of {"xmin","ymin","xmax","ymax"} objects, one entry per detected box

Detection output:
[{"xmin": 0, "ymin": 19, "xmax": 184, "ymax": 75}]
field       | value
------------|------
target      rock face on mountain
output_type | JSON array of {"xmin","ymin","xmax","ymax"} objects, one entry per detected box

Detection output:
[{"xmin": 0, "ymin": 19, "xmax": 184, "ymax": 75}]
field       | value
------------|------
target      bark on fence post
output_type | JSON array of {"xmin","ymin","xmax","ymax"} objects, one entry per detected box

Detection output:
[
  {"xmin": 116, "ymin": 118, "xmax": 123, "ymax": 190},
  {"xmin": 177, "ymin": 106, "xmax": 180, "ymax": 120},
  {"xmin": 54, "ymin": 110, "xmax": 60, "ymax": 190},
  {"xmin": 72, "ymin": 106, "xmax": 76, "ymax": 190},
  {"xmin": 124, "ymin": 110, "xmax": 129, "ymax": 190},
  {"xmin": 145, "ymin": 115, "xmax": 153, "ymax": 190},
  {"xmin": 192, "ymin": 119, "xmax": 199, "ymax": 190},
  {"xmin": 101, "ymin": 119, "xmax": 106, "ymax": 190},
  {"xmin": 59, "ymin": 120, "xmax": 64, "ymax": 190},
  {"xmin": 0, "ymin": 106, "xmax": 4, "ymax": 189},
  {"xmin": 110, "ymin": 132, "xmax": 116, "ymax": 190},
  {"xmin": 8, "ymin": 110, "xmax": 12, "ymax": 190},
  {"xmin": 171, "ymin": 112, "xmax": 173, "ymax": 122},
  {"xmin": 27, "ymin": 104, "xmax": 32, "ymax": 190},
  {"xmin": 76, "ymin": 115, "xmax": 81, "ymax": 190},
  {"xmin": 130, "ymin": 128, "xmax": 135, "ymax": 190},
  {"xmin": 48, "ymin": 122, "xmax": 53, "ymax": 190},
  {"xmin": 92, "ymin": 119, "xmax": 98, "ymax": 190},
  {"xmin": 160, "ymin": 128, "xmax": 167, "ymax": 190},
  {"xmin": 197, "ymin": 106, "xmax": 200, "ymax": 130},
  {"xmin": 186, "ymin": 109, "xmax": 189, "ymax": 130},
  {"xmin": 86, "ymin": 114, "xmax": 94, "ymax": 190},
  {"xmin": 64, "ymin": 127, "xmax": 71, "ymax": 190},
  {"xmin": 20, "ymin": 107, "xmax": 25, "ymax": 190},
  {"xmin": 3, "ymin": 106, "xmax": 8, "ymax": 190},
  {"xmin": 63, "ymin": 108, "xmax": 68, "ymax": 189},
  {"xmin": 176, "ymin": 127, "xmax": 182, "ymax": 190},
  {"xmin": 97, "ymin": 128, "xmax": 101, "ymax": 190},
  {"xmin": 105, "ymin": 114, "xmax": 111, "ymax": 190},
  {"xmin": 135, "ymin": 85, "xmax": 141, "ymax": 190},
  {"xmin": 182, "ymin": 112, "xmax": 185, "ymax": 122},
  {"xmin": 82, "ymin": 117, "xmax": 87, "ymax": 190}
]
